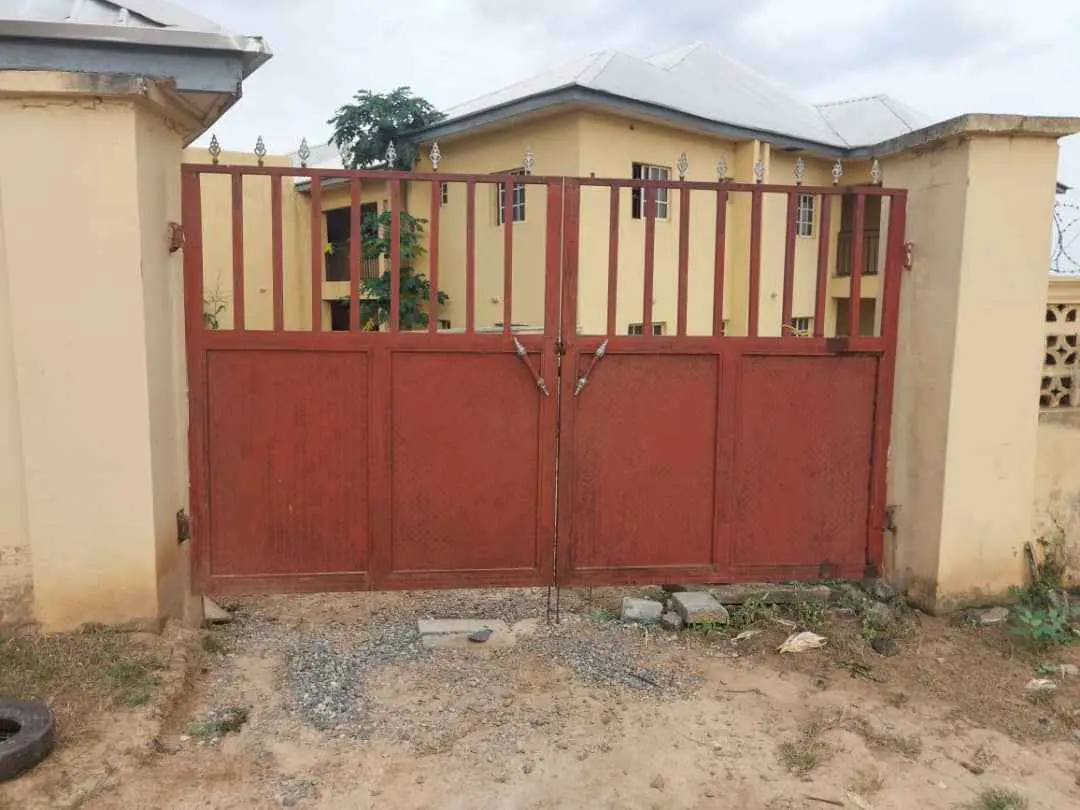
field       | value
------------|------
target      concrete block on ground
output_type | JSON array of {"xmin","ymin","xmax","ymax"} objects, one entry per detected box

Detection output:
[
  {"xmin": 671, "ymin": 591, "xmax": 728, "ymax": 625},
  {"xmin": 621, "ymin": 597, "xmax": 664, "ymax": 622},
  {"xmin": 202, "ymin": 597, "xmax": 232, "ymax": 625},
  {"xmin": 421, "ymin": 630, "xmax": 516, "ymax": 650},
  {"xmin": 417, "ymin": 618, "xmax": 510, "ymax": 636},
  {"xmin": 660, "ymin": 611, "xmax": 684, "ymax": 631},
  {"xmin": 709, "ymin": 583, "xmax": 832, "ymax": 605}
]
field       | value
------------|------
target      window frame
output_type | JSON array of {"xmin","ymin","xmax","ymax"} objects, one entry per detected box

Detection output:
[
  {"xmin": 796, "ymin": 193, "xmax": 815, "ymax": 238},
  {"xmin": 791, "ymin": 316, "xmax": 813, "ymax": 336},
  {"xmin": 627, "ymin": 322, "xmax": 667, "ymax": 336},
  {"xmin": 495, "ymin": 169, "xmax": 526, "ymax": 225},
  {"xmin": 631, "ymin": 162, "xmax": 671, "ymax": 221}
]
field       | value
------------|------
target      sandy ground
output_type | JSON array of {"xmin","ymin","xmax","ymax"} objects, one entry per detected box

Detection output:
[{"xmin": 5, "ymin": 587, "xmax": 1080, "ymax": 810}]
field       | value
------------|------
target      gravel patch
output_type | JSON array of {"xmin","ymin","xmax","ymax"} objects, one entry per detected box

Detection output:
[
  {"xmin": 286, "ymin": 621, "xmax": 423, "ymax": 735},
  {"xmin": 522, "ymin": 618, "xmax": 703, "ymax": 696},
  {"xmin": 211, "ymin": 588, "xmax": 701, "ymax": 746}
]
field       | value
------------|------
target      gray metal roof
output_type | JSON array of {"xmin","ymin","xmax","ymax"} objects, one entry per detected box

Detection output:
[
  {"xmin": 0, "ymin": 0, "xmax": 225, "ymax": 32},
  {"xmin": 0, "ymin": 0, "xmax": 270, "ymax": 78},
  {"xmin": 422, "ymin": 42, "xmax": 930, "ymax": 152}
]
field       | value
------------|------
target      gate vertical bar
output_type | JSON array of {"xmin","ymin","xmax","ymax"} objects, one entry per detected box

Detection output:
[
  {"xmin": 428, "ymin": 178, "xmax": 441, "ymax": 333},
  {"xmin": 748, "ymin": 187, "xmax": 763, "ymax": 337},
  {"xmin": 389, "ymin": 179, "xmax": 401, "ymax": 332},
  {"xmin": 643, "ymin": 186, "xmax": 657, "ymax": 334},
  {"xmin": 849, "ymin": 191, "xmax": 866, "ymax": 337},
  {"xmin": 503, "ymin": 177, "xmax": 514, "ymax": 333},
  {"xmin": 270, "ymin": 176, "xmax": 284, "ymax": 331},
  {"xmin": 349, "ymin": 178, "xmax": 362, "ymax": 331},
  {"xmin": 465, "ymin": 179, "xmax": 476, "ymax": 333},
  {"xmin": 866, "ymin": 191, "xmax": 907, "ymax": 572},
  {"xmin": 606, "ymin": 186, "xmax": 619, "ymax": 336},
  {"xmin": 677, "ymin": 186, "xmax": 691, "ymax": 336},
  {"xmin": 230, "ymin": 173, "xmax": 246, "ymax": 331},
  {"xmin": 309, "ymin": 174, "xmax": 322, "ymax": 331},
  {"xmin": 813, "ymin": 193, "xmax": 831, "ymax": 337},
  {"xmin": 713, "ymin": 188, "xmax": 728, "ymax": 338},
  {"xmin": 780, "ymin": 190, "xmax": 797, "ymax": 334},
  {"xmin": 181, "ymin": 168, "xmax": 210, "ymax": 586},
  {"xmin": 557, "ymin": 179, "xmax": 581, "ymax": 583}
]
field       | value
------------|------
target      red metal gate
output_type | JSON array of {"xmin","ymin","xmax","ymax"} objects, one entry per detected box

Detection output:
[
  {"xmin": 556, "ymin": 177, "xmax": 907, "ymax": 586},
  {"xmin": 181, "ymin": 161, "xmax": 905, "ymax": 595}
]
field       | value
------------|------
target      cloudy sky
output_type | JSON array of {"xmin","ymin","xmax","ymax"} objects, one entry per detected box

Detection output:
[{"xmin": 182, "ymin": 0, "xmax": 1080, "ymax": 184}]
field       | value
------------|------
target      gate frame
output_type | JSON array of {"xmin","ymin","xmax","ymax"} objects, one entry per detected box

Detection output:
[{"xmin": 181, "ymin": 162, "xmax": 907, "ymax": 595}]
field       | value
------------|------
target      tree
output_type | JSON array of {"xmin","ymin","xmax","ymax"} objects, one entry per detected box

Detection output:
[
  {"xmin": 328, "ymin": 87, "xmax": 443, "ymax": 170},
  {"xmin": 343, "ymin": 208, "xmax": 448, "ymax": 331}
]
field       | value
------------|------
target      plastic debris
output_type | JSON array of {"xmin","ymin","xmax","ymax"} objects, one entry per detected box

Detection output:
[{"xmin": 778, "ymin": 631, "xmax": 827, "ymax": 653}]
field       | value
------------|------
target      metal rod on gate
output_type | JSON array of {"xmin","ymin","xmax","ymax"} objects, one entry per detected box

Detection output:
[
  {"xmin": 182, "ymin": 170, "xmax": 204, "ymax": 338},
  {"xmin": 309, "ymin": 173, "xmax": 322, "ymax": 331},
  {"xmin": 748, "ymin": 187, "xmax": 763, "ymax": 337},
  {"xmin": 813, "ymin": 193, "xmax": 831, "ymax": 338},
  {"xmin": 428, "ymin": 179, "xmax": 441, "ymax": 333},
  {"xmin": 713, "ymin": 188, "xmax": 728, "ymax": 338},
  {"xmin": 349, "ymin": 178, "xmax": 362, "ymax": 331},
  {"xmin": 270, "ymin": 175, "xmax": 284, "ymax": 331},
  {"xmin": 466, "ymin": 179, "xmax": 476, "ymax": 334},
  {"xmin": 781, "ymin": 190, "xmax": 797, "ymax": 335},
  {"xmin": 643, "ymin": 186, "xmax": 657, "ymax": 334},
  {"xmin": 230, "ymin": 173, "xmax": 246, "ymax": 331},
  {"xmin": 390, "ymin": 179, "xmax": 401, "ymax": 333},
  {"xmin": 606, "ymin": 186, "xmax": 619, "ymax": 337},
  {"xmin": 867, "ymin": 191, "xmax": 907, "ymax": 571},
  {"xmin": 849, "ymin": 191, "xmax": 866, "ymax": 338},
  {"xmin": 677, "ymin": 186, "xmax": 691, "ymax": 336},
  {"xmin": 503, "ymin": 177, "xmax": 514, "ymax": 333}
]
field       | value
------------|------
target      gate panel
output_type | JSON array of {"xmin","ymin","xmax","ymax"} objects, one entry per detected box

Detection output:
[
  {"xmin": 558, "ymin": 351, "xmax": 721, "ymax": 579},
  {"xmin": 731, "ymin": 354, "xmax": 877, "ymax": 578},
  {"xmin": 205, "ymin": 349, "xmax": 372, "ymax": 585},
  {"xmin": 386, "ymin": 348, "xmax": 555, "ymax": 585},
  {"xmin": 557, "ymin": 176, "xmax": 908, "ymax": 586}
]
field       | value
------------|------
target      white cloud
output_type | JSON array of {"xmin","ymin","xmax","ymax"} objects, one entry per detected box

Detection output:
[{"xmin": 182, "ymin": 0, "xmax": 1080, "ymax": 182}]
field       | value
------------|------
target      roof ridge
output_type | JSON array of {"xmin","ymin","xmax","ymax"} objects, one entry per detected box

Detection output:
[
  {"xmin": 814, "ymin": 94, "xmax": 887, "ymax": 109},
  {"xmin": 577, "ymin": 50, "xmax": 618, "ymax": 84},
  {"xmin": 877, "ymin": 95, "xmax": 918, "ymax": 131},
  {"xmin": 441, "ymin": 50, "xmax": 613, "ymax": 117}
]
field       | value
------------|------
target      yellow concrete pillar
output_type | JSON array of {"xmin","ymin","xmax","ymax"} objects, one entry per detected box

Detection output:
[
  {"xmin": 0, "ymin": 73, "xmax": 191, "ymax": 630},
  {"xmin": 886, "ymin": 129, "xmax": 1067, "ymax": 610}
]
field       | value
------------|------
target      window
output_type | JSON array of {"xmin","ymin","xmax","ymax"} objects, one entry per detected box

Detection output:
[
  {"xmin": 495, "ymin": 171, "xmax": 526, "ymax": 224},
  {"xmin": 791, "ymin": 316, "xmax": 813, "ymax": 336},
  {"xmin": 441, "ymin": 182, "xmax": 449, "ymax": 206},
  {"xmin": 628, "ymin": 322, "xmax": 666, "ymax": 336},
  {"xmin": 796, "ymin": 193, "xmax": 815, "ymax": 237},
  {"xmin": 631, "ymin": 163, "xmax": 670, "ymax": 220}
]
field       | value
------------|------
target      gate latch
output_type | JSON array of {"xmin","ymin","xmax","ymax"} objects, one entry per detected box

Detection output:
[
  {"xmin": 176, "ymin": 508, "xmax": 191, "ymax": 543},
  {"xmin": 574, "ymin": 339, "xmax": 609, "ymax": 397},
  {"xmin": 513, "ymin": 337, "xmax": 550, "ymax": 396}
]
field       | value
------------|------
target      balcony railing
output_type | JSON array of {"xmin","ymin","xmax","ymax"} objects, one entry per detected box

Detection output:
[
  {"xmin": 835, "ymin": 230, "xmax": 881, "ymax": 277},
  {"xmin": 325, "ymin": 241, "xmax": 382, "ymax": 282}
]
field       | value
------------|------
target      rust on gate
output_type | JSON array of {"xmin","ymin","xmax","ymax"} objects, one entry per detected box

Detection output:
[{"xmin": 181, "ymin": 159, "xmax": 907, "ymax": 596}]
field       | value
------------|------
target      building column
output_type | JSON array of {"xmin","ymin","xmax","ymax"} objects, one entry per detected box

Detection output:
[
  {"xmin": 886, "ymin": 132, "xmax": 1063, "ymax": 610},
  {"xmin": 0, "ymin": 73, "xmax": 192, "ymax": 630}
]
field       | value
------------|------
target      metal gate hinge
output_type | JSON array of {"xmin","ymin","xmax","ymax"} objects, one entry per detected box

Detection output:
[
  {"xmin": 176, "ymin": 508, "xmax": 191, "ymax": 544},
  {"xmin": 168, "ymin": 222, "xmax": 185, "ymax": 254}
]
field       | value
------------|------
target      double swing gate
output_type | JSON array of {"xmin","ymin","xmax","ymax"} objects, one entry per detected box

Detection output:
[{"xmin": 181, "ymin": 160, "xmax": 907, "ymax": 595}]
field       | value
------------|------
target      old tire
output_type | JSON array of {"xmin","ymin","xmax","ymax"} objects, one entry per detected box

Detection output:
[{"xmin": 0, "ymin": 699, "xmax": 56, "ymax": 782}]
